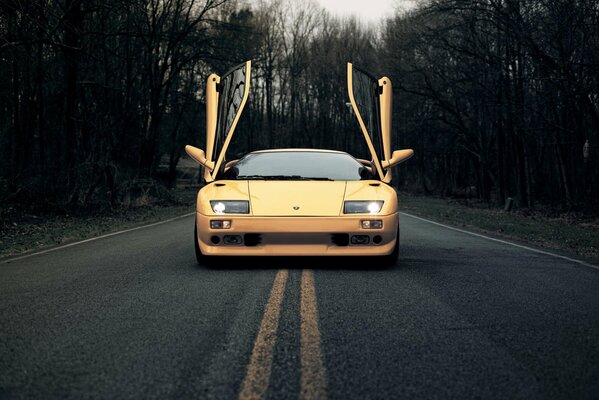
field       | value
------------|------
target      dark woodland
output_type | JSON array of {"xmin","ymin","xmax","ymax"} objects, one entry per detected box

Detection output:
[{"xmin": 1, "ymin": 0, "xmax": 598, "ymax": 211}]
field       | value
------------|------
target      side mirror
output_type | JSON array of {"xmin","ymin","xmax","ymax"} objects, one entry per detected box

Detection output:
[
  {"xmin": 356, "ymin": 158, "xmax": 373, "ymax": 168},
  {"xmin": 185, "ymin": 145, "xmax": 214, "ymax": 172},
  {"xmin": 224, "ymin": 159, "xmax": 239, "ymax": 172},
  {"xmin": 381, "ymin": 149, "xmax": 414, "ymax": 169},
  {"xmin": 359, "ymin": 167, "xmax": 373, "ymax": 180}
]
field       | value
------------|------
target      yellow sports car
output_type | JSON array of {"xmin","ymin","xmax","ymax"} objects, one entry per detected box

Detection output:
[{"xmin": 185, "ymin": 61, "xmax": 413, "ymax": 264}]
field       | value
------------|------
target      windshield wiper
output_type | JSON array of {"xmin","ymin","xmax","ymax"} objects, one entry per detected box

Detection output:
[
  {"xmin": 297, "ymin": 177, "xmax": 333, "ymax": 181},
  {"xmin": 237, "ymin": 175, "xmax": 333, "ymax": 181},
  {"xmin": 236, "ymin": 175, "xmax": 292, "ymax": 180}
]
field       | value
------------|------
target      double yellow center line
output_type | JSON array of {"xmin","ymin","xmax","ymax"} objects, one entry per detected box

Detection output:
[
  {"xmin": 239, "ymin": 270, "xmax": 327, "ymax": 400},
  {"xmin": 300, "ymin": 270, "xmax": 328, "ymax": 400}
]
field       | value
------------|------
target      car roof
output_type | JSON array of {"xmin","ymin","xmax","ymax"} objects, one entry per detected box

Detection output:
[{"xmin": 250, "ymin": 148, "xmax": 348, "ymax": 155}]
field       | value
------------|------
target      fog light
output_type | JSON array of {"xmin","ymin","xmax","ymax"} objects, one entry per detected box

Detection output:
[
  {"xmin": 351, "ymin": 235, "xmax": 370, "ymax": 245},
  {"xmin": 211, "ymin": 220, "xmax": 231, "ymax": 229},
  {"xmin": 223, "ymin": 235, "xmax": 243, "ymax": 245},
  {"xmin": 211, "ymin": 235, "xmax": 220, "ymax": 244},
  {"xmin": 361, "ymin": 220, "xmax": 382, "ymax": 229}
]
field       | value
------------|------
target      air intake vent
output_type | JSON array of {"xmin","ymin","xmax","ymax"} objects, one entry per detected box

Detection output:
[
  {"xmin": 331, "ymin": 233, "xmax": 349, "ymax": 246},
  {"xmin": 244, "ymin": 234, "xmax": 262, "ymax": 247}
]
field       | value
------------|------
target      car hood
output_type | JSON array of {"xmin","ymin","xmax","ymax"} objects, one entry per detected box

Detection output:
[{"xmin": 248, "ymin": 181, "xmax": 346, "ymax": 216}]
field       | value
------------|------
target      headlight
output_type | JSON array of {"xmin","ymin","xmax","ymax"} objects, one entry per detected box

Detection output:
[
  {"xmin": 343, "ymin": 200, "xmax": 384, "ymax": 214},
  {"xmin": 210, "ymin": 200, "xmax": 249, "ymax": 214}
]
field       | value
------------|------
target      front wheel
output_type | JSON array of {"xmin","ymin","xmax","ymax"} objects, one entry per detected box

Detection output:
[
  {"xmin": 194, "ymin": 221, "xmax": 213, "ymax": 265},
  {"xmin": 379, "ymin": 229, "xmax": 399, "ymax": 267}
]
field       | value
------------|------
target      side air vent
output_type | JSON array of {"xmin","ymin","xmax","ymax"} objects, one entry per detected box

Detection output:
[
  {"xmin": 244, "ymin": 234, "xmax": 262, "ymax": 247},
  {"xmin": 331, "ymin": 233, "xmax": 349, "ymax": 246}
]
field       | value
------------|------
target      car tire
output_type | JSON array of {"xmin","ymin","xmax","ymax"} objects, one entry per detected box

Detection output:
[
  {"xmin": 380, "ymin": 228, "xmax": 399, "ymax": 267},
  {"xmin": 194, "ymin": 220, "xmax": 212, "ymax": 265}
]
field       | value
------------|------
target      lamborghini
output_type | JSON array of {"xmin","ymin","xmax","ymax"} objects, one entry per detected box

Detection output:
[{"xmin": 185, "ymin": 61, "xmax": 413, "ymax": 264}]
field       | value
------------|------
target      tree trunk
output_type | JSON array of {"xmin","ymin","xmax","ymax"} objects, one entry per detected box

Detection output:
[{"xmin": 63, "ymin": 0, "xmax": 83, "ymax": 197}]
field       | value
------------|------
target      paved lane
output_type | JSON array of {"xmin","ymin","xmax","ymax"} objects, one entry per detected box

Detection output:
[
  {"xmin": 317, "ymin": 215, "xmax": 599, "ymax": 399},
  {"xmin": 1, "ymin": 213, "xmax": 598, "ymax": 399}
]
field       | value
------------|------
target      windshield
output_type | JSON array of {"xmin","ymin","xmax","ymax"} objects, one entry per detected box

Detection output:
[{"xmin": 223, "ymin": 151, "xmax": 370, "ymax": 181}]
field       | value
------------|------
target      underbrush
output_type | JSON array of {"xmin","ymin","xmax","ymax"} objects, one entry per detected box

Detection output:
[
  {"xmin": 399, "ymin": 193, "xmax": 599, "ymax": 262},
  {"xmin": 0, "ymin": 184, "xmax": 198, "ymax": 259}
]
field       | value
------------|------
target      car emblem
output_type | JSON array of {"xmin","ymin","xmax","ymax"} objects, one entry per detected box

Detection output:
[{"xmin": 293, "ymin": 206, "xmax": 300, "ymax": 210}]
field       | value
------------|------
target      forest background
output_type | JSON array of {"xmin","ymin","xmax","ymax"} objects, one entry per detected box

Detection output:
[{"xmin": 1, "ymin": 0, "xmax": 598, "ymax": 214}]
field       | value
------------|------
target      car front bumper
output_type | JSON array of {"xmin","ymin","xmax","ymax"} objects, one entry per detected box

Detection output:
[{"xmin": 196, "ymin": 212, "xmax": 399, "ymax": 256}]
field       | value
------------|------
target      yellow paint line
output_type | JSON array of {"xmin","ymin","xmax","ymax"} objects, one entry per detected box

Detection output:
[
  {"xmin": 300, "ymin": 270, "xmax": 327, "ymax": 400},
  {"xmin": 239, "ymin": 270, "xmax": 289, "ymax": 400}
]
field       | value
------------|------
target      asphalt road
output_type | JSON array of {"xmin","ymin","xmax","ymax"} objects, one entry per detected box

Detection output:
[{"xmin": 1, "ymin": 213, "xmax": 598, "ymax": 399}]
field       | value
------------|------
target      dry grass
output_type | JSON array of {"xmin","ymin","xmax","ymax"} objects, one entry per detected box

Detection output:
[
  {"xmin": 0, "ymin": 188, "xmax": 198, "ymax": 259},
  {"xmin": 399, "ymin": 194, "xmax": 599, "ymax": 262}
]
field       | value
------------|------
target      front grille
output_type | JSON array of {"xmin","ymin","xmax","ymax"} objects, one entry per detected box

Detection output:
[
  {"xmin": 331, "ymin": 233, "xmax": 349, "ymax": 246},
  {"xmin": 244, "ymin": 233, "xmax": 262, "ymax": 246}
]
